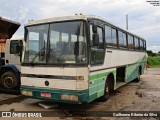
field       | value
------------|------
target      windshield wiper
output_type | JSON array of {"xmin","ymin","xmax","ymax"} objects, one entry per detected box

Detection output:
[
  {"xmin": 49, "ymin": 48, "xmax": 63, "ymax": 63},
  {"xmin": 30, "ymin": 48, "xmax": 46, "ymax": 64},
  {"xmin": 30, "ymin": 48, "xmax": 63, "ymax": 65}
]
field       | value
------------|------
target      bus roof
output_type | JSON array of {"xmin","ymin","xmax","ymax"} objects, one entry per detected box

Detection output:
[
  {"xmin": 26, "ymin": 14, "xmax": 145, "ymax": 40},
  {"xmin": 26, "ymin": 15, "xmax": 89, "ymax": 26}
]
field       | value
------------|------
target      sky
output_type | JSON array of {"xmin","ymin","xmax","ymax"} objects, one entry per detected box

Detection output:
[{"xmin": 0, "ymin": 0, "xmax": 160, "ymax": 52}]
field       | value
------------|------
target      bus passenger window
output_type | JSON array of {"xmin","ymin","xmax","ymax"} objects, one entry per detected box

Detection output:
[
  {"xmin": 90, "ymin": 25, "xmax": 93, "ymax": 46},
  {"xmin": 97, "ymin": 27, "xmax": 103, "ymax": 49},
  {"xmin": 144, "ymin": 41, "xmax": 146, "ymax": 51},
  {"xmin": 105, "ymin": 26, "xmax": 117, "ymax": 48},
  {"xmin": 111, "ymin": 28, "xmax": 117, "ymax": 47},
  {"xmin": 134, "ymin": 37, "xmax": 139, "ymax": 50},
  {"xmin": 105, "ymin": 25, "xmax": 112, "ymax": 47},
  {"xmin": 140, "ymin": 39, "xmax": 144, "ymax": 51},
  {"xmin": 128, "ymin": 35, "xmax": 134, "ymax": 50},
  {"xmin": 118, "ymin": 31, "xmax": 127, "ymax": 48},
  {"xmin": 90, "ymin": 24, "xmax": 105, "ymax": 65},
  {"xmin": 123, "ymin": 33, "xmax": 127, "ymax": 47}
]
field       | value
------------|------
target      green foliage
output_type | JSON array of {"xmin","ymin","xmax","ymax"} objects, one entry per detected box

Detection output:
[
  {"xmin": 147, "ymin": 50, "xmax": 160, "ymax": 57},
  {"xmin": 147, "ymin": 50, "xmax": 153, "ymax": 55},
  {"xmin": 151, "ymin": 53, "xmax": 157, "ymax": 57},
  {"xmin": 148, "ymin": 56, "xmax": 160, "ymax": 66},
  {"xmin": 149, "ymin": 65, "xmax": 160, "ymax": 68}
]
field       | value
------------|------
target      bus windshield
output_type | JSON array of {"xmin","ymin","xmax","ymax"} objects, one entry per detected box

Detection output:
[{"xmin": 23, "ymin": 21, "xmax": 87, "ymax": 65}]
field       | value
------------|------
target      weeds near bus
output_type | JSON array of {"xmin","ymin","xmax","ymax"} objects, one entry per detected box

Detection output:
[{"xmin": 148, "ymin": 56, "xmax": 160, "ymax": 68}]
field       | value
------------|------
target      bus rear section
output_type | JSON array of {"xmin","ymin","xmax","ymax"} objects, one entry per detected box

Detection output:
[{"xmin": 21, "ymin": 67, "xmax": 89, "ymax": 103}]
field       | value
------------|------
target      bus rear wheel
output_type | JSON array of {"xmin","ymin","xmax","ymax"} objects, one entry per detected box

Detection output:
[
  {"xmin": 0, "ymin": 72, "xmax": 18, "ymax": 89},
  {"xmin": 99, "ymin": 79, "xmax": 111, "ymax": 102}
]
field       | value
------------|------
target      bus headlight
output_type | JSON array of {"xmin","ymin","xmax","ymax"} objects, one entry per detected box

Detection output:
[
  {"xmin": 76, "ymin": 76, "xmax": 84, "ymax": 80},
  {"xmin": 21, "ymin": 90, "xmax": 33, "ymax": 96},
  {"xmin": 21, "ymin": 90, "xmax": 27, "ymax": 95},
  {"xmin": 27, "ymin": 91, "xmax": 33, "ymax": 96},
  {"xmin": 61, "ymin": 94, "xmax": 78, "ymax": 101}
]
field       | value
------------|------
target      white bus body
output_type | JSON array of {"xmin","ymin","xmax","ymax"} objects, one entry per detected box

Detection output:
[{"xmin": 21, "ymin": 15, "xmax": 146, "ymax": 103}]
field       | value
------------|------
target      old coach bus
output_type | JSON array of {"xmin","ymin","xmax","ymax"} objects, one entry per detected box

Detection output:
[{"xmin": 21, "ymin": 15, "xmax": 146, "ymax": 103}]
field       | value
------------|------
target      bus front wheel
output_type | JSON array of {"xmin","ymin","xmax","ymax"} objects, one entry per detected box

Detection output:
[
  {"xmin": 99, "ymin": 80, "xmax": 111, "ymax": 102},
  {"xmin": 0, "ymin": 71, "xmax": 18, "ymax": 89},
  {"xmin": 134, "ymin": 68, "xmax": 141, "ymax": 82}
]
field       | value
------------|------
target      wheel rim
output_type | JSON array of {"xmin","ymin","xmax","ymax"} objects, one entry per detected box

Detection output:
[
  {"xmin": 105, "ymin": 84, "xmax": 109, "ymax": 95},
  {"xmin": 4, "ymin": 77, "xmax": 14, "ymax": 88}
]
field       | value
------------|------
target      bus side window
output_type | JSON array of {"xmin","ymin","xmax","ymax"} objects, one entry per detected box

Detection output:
[
  {"xmin": 128, "ymin": 34, "xmax": 134, "ymax": 50},
  {"xmin": 123, "ymin": 33, "xmax": 127, "ymax": 48},
  {"xmin": 90, "ymin": 24, "xmax": 93, "ymax": 46},
  {"xmin": 90, "ymin": 24, "xmax": 104, "ymax": 49},
  {"xmin": 90, "ymin": 24, "xmax": 105, "ymax": 64},
  {"xmin": 105, "ymin": 25, "xmax": 112, "ymax": 47},
  {"xmin": 144, "ymin": 41, "xmax": 146, "ymax": 51},
  {"xmin": 139, "ymin": 39, "xmax": 143, "ymax": 51},
  {"xmin": 118, "ymin": 31, "xmax": 127, "ymax": 48},
  {"xmin": 97, "ymin": 27, "xmax": 103, "ymax": 49},
  {"xmin": 111, "ymin": 28, "xmax": 117, "ymax": 47},
  {"xmin": 134, "ymin": 37, "xmax": 139, "ymax": 50}
]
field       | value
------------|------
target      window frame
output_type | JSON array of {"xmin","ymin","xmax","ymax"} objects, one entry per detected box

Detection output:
[
  {"xmin": 134, "ymin": 37, "xmax": 139, "ymax": 51},
  {"xmin": 144, "ymin": 41, "xmax": 146, "ymax": 51},
  {"xmin": 105, "ymin": 25, "xmax": 118, "ymax": 48},
  {"xmin": 139, "ymin": 39, "xmax": 144, "ymax": 51},
  {"xmin": 105, "ymin": 25, "xmax": 112, "ymax": 48},
  {"xmin": 97, "ymin": 26, "xmax": 104, "ymax": 49},
  {"xmin": 22, "ymin": 20, "xmax": 89, "ymax": 66},
  {"xmin": 127, "ymin": 34, "xmax": 134, "ymax": 50},
  {"xmin": 118, "ymin": 30, "xmax": 127, "ymax": 49},
  {"xmin": 10, "ymin": 40, "xmax": 21, "ymax": 54},
  {"xmin": 89, "ymin": 21, "xmax": 105, "ymax": 65},
  {"xmin": 88, "ymin": 18, "xmax": 146, "ymax": 53},
  {"xmin": 111, "ymin": 28, "xmax": 118, "ymax": 48}
]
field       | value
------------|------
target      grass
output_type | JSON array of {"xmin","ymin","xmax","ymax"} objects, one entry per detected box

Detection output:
[
  {"xmin": 148, "ymin": 56, "xmax": 160, "ymax": 68},
  {"xmin": 149, "ymin": 65, "xmax": 160, "ymax": 68}
]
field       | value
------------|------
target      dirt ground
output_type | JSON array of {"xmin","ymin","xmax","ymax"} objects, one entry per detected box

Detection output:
[{"xmin": 0, "ymin": 68, "xmax": 160, "ymax": 120}]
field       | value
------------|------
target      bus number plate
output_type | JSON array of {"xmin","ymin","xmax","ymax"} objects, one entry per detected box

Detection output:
[{"xmin": 40, "ymin": 92, "xmax": 51, "ymax": 98}]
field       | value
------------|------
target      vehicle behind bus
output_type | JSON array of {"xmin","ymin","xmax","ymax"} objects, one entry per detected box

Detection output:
[{"xmin": 0, "ymin": 17, "xmax": 23, "ymax": 92}]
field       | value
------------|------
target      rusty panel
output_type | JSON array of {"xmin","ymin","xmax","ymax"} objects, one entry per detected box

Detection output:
[{"xmin": 0, "ymin": 39, "xmax": 6, "ymax": 52}]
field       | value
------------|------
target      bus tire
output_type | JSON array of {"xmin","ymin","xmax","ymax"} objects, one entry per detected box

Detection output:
[
  {"xmin": 0, "ymin": 71, "xmax": 18, "ymax": 89},
  {"xmin": 99, "ymin": 79, "xmax": 110, "ymax": 102},
  {"xmin": 135, "ymin": 69, "xmax": 141, "ymax": 82}
]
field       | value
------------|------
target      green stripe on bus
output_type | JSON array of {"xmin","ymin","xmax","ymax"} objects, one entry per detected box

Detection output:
[
  {"xmin": 88, "ymin": 55, "xmax": 146, "ymax": 102},
  {"xmin": 89, "ymin": 70, "xmax": 116, "ymax": 81}
]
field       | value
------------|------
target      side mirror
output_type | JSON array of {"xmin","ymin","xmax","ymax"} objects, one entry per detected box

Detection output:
[
  {"xmin": 74, "ymin": 41, "xmax": 79, "ymax": 56},
  {"xmin": 92, "ymin": 24, "xmax": 97, "ymax": 33},
  {"xmin": 92, "ymin": 33, "xmax": 99, "ymax": 47}
]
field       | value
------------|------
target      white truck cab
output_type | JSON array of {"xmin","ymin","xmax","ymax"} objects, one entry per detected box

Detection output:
[{"xmin": 0, "ymin": 17, "xmax": 22, "ymax": 90}]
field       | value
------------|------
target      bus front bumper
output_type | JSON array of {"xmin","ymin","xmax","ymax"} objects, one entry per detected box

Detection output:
[{"xmin": 20, "ymin": 86, "xmax": 89, "ymax": 104}]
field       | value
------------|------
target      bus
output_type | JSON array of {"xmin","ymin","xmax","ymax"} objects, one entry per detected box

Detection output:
[{"xmin": 21, "ymin": 14, "xmax": 146, "ymax": 103}]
